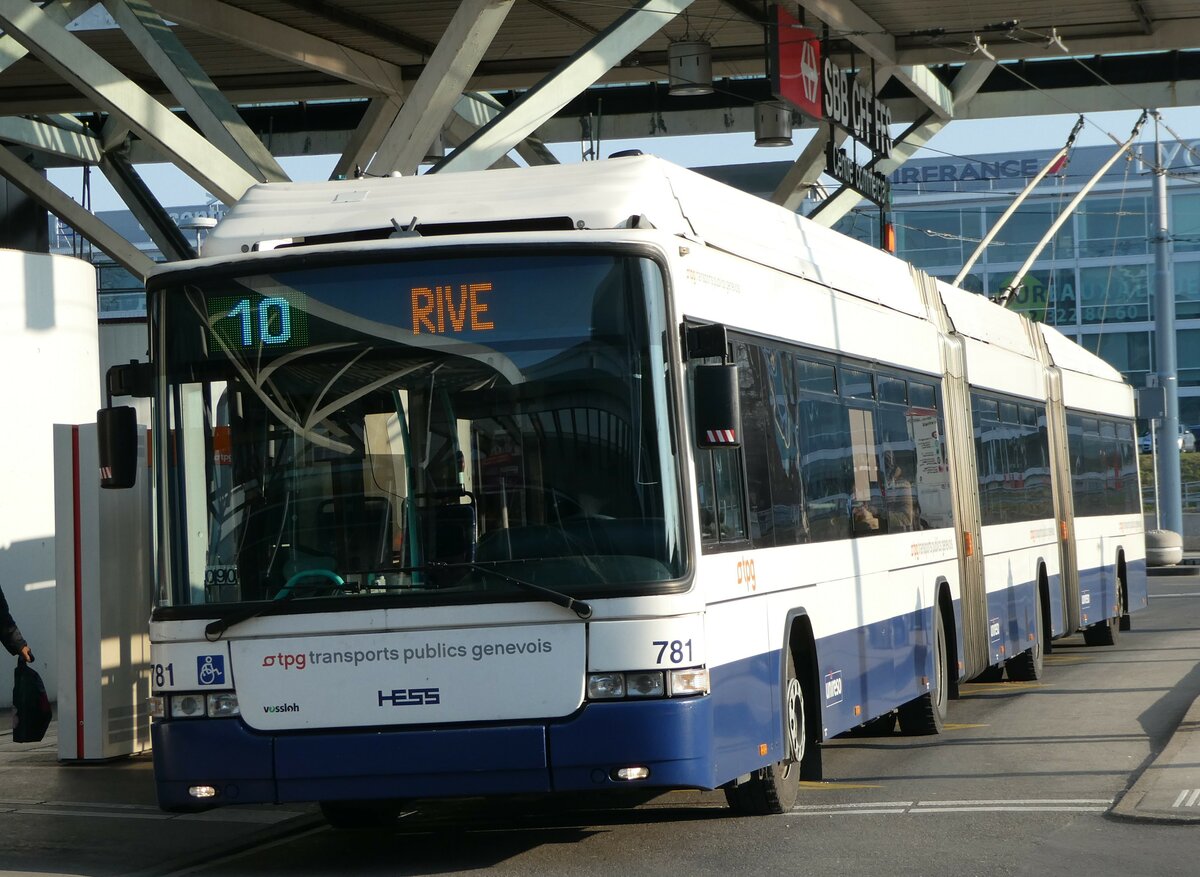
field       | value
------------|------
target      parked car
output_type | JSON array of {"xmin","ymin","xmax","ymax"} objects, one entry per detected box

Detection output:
[{"xmin": 1138, "ymin": 426, "xmax": 1196, "ymax": 453}]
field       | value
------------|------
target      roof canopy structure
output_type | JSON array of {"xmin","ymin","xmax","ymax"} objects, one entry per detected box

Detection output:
[{"xmin": 1, "ymin": 0, "xmax": 1199, "ymax": 278}]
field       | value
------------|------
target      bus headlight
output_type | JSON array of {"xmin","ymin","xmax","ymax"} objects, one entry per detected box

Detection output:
[
  {"xmin": 206, "ymin": 692, "xmax": 240, "ymax": 717},
  {"xmin": 170, "ymin": 693, "xmax": 207, "ymax": 718},
  {"xmin": 587, "ymin": 668, "xmax": 707, "ymax": 700},
  {"xmin": 587, "ymin": 672, "xmax": 626, "ymax": 699},
  {"xmin": 161, "ymin": 692, "xmax": 240, "ymax": 718},
  {"xmin": 624, "ymin": 671, "xmax": 665, "ymax": 697}
]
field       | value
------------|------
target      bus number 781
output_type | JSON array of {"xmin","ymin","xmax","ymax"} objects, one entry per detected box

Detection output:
[{"xmin": 653, "ymin": 639, "xmax": 694, "ymax": 664}]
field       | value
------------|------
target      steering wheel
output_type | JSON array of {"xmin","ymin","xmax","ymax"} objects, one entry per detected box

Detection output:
[{"xmin": 275, "ymin": 568, "xmax": 345, "ymax": 600}]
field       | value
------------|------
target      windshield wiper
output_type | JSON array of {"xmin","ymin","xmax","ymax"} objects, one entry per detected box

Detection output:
[
  {"xmin": 429, "ymin": 560, "xmax": 593, "ymax": 619},
  {"xmin": 204, "ymin": 590, "xmax": 307, "ymax": 641}
]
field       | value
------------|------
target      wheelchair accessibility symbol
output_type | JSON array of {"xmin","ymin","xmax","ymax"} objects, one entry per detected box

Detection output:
[{"xmin": 197, "ymin": 655, "xmax": 225, "ymax": 686}]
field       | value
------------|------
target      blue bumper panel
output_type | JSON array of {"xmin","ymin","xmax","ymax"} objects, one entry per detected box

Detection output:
[
  {"xmin": 275, "ymin": 724, "xmax": 551, "ymax": 802},
  {"xmin": 1126, "ymin": 556, "xmax": 1148, "ymax": 612},
  {"xmin": 152, "ymin": 719, "xmax": 276, "ymax": 810},
  {"xmin": 815, "ymin": 603, "xmax": 932, "ymax": 738},
  {"xmin": 548, "ymin": 696, "xmax": 716, "ymax": 791},
  {"xmin": 1078, "ymin": 562, "xmax": 1115, "ymax": 626},
  {"xmin": 989, "ymin": 578, "xmax": 1038, "ymax": 664}
]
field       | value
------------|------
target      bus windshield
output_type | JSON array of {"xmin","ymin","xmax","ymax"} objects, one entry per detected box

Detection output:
[{"xmin": 154, "ymin": 250, "xmax": 685, "ymax": 609}]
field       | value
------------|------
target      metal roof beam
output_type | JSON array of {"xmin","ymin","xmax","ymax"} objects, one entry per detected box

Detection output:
[
  {"xmin": 147, "ymin": 0, "xmax": 407, "ymax": 96},
  {"xmin": 434, "ymin": 0, "xmax": 697, "ymax": 174},
  {"xmin": 456, "ymin": 92, "xmax": 558, "ymax": 166},
  {"xmin": 809, "ymin": 60, "xmax": 994, "ymax": 227},
  {"xmin": 98, "ymin": 148, "xmax": 196, "ymax": 261},
  {"xmin": 1129, "ymin": 1, "xmax": 1154, "ymax": 34},
  {"xmin": 0, "ymin": 0, "xmax": 258, "ymax": 204},
  {"xmin": 0, "ymin": 145, "xmax": 154, "ymax": 280},
  {"xmin": 0, "ymin": 0, "xmax": 94, "ymax": 74},
  {"xmin": 330, "ymin": 96, "xmax": 400, "ymax": 181},
  {"xmin": 0, "ymin": 115, "xmax": 102, "ymax": 163},
  {"xmin": 104, "ymin": 0, "xmax": 289, "ymax": 183},
  {"xmin": 367, "ymin": 0, "xmax": 515, "ymax": 176}
]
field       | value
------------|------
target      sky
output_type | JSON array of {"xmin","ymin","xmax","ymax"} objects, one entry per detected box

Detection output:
[{"xmin": 45, "ymin": 106, "xmax": 1200, "ymax": 214}]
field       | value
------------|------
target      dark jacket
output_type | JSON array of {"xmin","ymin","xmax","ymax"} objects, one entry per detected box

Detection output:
[{"xmin": 0, "ymin": 586, "xmax": 28, "ymax": 656}]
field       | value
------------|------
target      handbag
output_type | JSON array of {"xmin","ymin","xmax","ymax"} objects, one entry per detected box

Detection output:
[{"xmin": 12, "ymin": 658, "xmax": 51, "ymax": 743}]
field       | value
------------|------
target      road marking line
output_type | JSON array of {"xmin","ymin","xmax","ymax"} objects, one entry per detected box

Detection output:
[
  {"xmin": 909, "ymin": 806, "xmax": 1108, "ymax": 814},
  {"xmin": 787, "ymin": 798, "xmax": 1114, "ymax": 817},
  {"xmin": 915, "ymin": 799, "xmax": 1111, "ymax": 806},
  {"xmin": 16, "ymin": 808, "xmax": 168, "ymax": 820},
  {"xmin": 1150, "ymin": 592, "xmax": 1200, "ymax": 598},
  {"xmin": 943, "ymin": 723, "xmax": 988, "ymax": 730},
  {"xmin": 799, "ymin": 782, "xmax": 880, "ymax": 789},
  {"xmin": 794, "ymin": 802, "xmax": 913, "ymax": 810},
  {"xmin": 1173, "ymin": 789, "xmax": 1200, "ymax": 807},
  {"xmin": 788, "ymin": 808, "xmax": 907, "ymax": 816}
]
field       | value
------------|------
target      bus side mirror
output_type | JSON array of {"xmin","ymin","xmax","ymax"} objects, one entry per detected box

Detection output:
[
  {"xmin": 106, "ymin": 360, "xmax": 154, "ymax": 398},
  {"xmin": 694, "ymin": 364, "xmax": 741, "ymax": 449},
  {"xmin": 98, "ymin": 406, "xmax": 138, "ymax": 489}
]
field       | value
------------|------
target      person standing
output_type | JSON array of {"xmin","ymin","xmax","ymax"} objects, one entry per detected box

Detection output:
[{"xmin": 1, "ymin": 585, "xmax": 34, "ymax": 664}]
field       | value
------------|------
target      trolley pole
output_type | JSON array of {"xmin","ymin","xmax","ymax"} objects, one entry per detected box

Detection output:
[{"xmin": 1150, "ymin": 117, "xmax": 1183, "ymax": 535}]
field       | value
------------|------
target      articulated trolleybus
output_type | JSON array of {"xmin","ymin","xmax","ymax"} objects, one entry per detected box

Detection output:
[{"xmin": 100, "ymin": 155, "xmax": 1146, "ymax": 821}]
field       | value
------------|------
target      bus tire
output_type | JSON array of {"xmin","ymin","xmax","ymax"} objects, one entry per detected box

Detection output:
[
  {"xmin": 897, "ymin": 609, "xmax": 948, "ymax": 736},
  {"xmin": 1006, "ymin": 592, "xmax": 1044, "ymax": 681},
  {"xmin": 1083, "ymin": 616, "xmax": 1119, "ymax": 647},
  {"xmin": 724, "ymin": 644, "xmax": 810, "ymax": 815},
  {"xmin": 973, "ymin": 664, "xmax": 1004, "ymax": 683}
]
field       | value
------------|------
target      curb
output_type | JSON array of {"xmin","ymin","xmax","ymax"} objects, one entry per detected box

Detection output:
[{"xmin": 1110, "ymin": 693, "xmax": 1200, "ymax": 823}]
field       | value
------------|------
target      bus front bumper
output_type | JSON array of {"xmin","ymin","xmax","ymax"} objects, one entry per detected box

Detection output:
[{"xmin": 151, "ymin": 695, "xmax": 715, "ymax": 811}]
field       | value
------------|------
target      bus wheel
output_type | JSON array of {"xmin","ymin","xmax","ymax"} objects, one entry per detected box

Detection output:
[
  {"xmin": 724, "ymin": 647, "xmax": 805, "ymax": 815},
  {"xmin": 897, "ymin": 610, "xmax": 948, "ymax": 736},
  {"xmin": 1083, "ymin": 615, "xmax": 1120, "ymax": 647},
  {"xmin": 1006, "ymin": 595, "xmax": 1044, "ymax": 681},
  {"xmin": 319, "ymin": 800, "xmax": 401, "ymax": 830},
  {"xmin": 973, "ymin": 664, "xmax": 1004, "ymax": 683}
]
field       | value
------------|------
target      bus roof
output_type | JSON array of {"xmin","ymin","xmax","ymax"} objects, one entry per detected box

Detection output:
[{"xmin": 200, "ymin": 154, "xmax": 924, "ymax": 319}]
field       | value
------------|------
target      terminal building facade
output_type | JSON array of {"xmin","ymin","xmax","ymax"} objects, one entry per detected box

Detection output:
[{"xmin": 54, "ymin": 138, "xmax": 1200, "ymax": 425}]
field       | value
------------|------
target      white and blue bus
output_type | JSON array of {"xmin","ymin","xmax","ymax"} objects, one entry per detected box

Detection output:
[{"xmin": 100, "ymin": 155, "xmax": 1146, "ymax": 821}]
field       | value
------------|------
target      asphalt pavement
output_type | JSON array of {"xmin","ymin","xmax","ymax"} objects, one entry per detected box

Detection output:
[
  {"xmin": 2, "ymin": 561, "xmax": 1200, "ymax": 875},
  {"xmin": 0, "ymin": 707, "xmax": 320, "ymax": 877}
]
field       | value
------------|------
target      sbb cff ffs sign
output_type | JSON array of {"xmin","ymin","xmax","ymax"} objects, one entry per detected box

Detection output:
[
  {"xmin": 770, "ymin": 5, "xmax": 893, "ymax": 158},
  {"xmin": 769, "ymin": 6, "xmax": 822, "ymax": 120}
]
